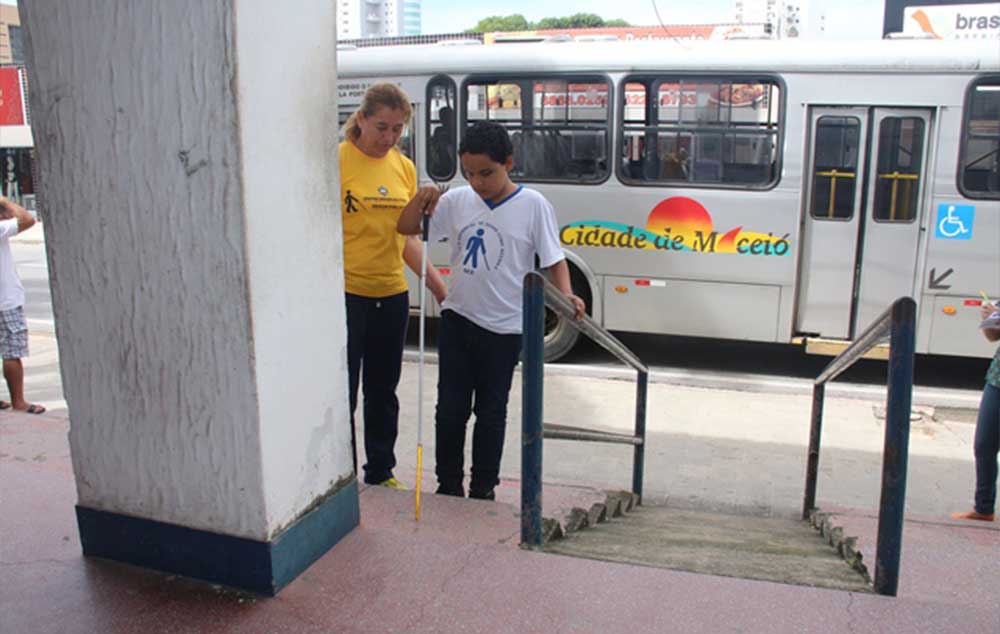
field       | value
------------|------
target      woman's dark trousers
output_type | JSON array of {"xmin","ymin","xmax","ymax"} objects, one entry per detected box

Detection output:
[{"xmin": 346, "ymin": 291, "xmax": 409, "ymax": 485}]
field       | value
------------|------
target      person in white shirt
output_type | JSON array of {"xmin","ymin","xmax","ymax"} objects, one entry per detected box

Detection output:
[
  {"xmin": 0, "ymin": 197, "xmax": 44, "ymax": 414},
  {"xmin": 398, "ymin": 122, "xmax": 584, "ymax": 500}
]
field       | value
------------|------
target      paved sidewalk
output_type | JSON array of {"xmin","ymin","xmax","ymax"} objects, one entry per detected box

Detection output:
[
  {"xmin": 4, "ymin": 314, "xmax": 997, "ymax": 633},
  {"xmin": 389, "ymin": 358, "xmax": 982, "ymax": 519},
  {"xmin": 1, "ymin": 407, "xmax": 997, "ymax": 633},
  {"xmin": 10, "ymin": 328, "xmax": 65, "ymax": 412}
]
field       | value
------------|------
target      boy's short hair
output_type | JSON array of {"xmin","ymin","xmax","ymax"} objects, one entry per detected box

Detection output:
[{"xmin": 459, "ymin": 122, "xmax": 513, "ymax": 164}]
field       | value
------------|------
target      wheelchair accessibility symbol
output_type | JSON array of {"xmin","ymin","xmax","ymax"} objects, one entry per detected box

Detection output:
[{"xmin": 934, "ymin": 204, "xmax": 974, "ymax": 240}]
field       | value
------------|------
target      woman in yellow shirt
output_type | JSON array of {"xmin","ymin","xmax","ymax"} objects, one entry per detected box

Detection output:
[{"xmin": 340, "ymin": 83, "xmax": 447, "ymax": 489}]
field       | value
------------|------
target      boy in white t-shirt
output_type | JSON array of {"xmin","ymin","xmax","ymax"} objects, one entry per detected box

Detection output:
[
  {"xmin": 0, "ymin": 197, "xmax": 45, "ymax": 414},
  {"xmin": 398, "ymin": 122, "xmax": 585, "ymax": 500}
]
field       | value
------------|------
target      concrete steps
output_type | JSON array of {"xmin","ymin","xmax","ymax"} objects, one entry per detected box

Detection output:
[
  {"xmin": 542, "ymin": 497, "xmax": 872, "ymax": 593},
  {"xmin": 541, "ymin": 490, "xmax": 640, "ymax": 543}
]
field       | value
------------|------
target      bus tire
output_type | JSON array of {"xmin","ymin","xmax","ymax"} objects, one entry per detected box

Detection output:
[
  {"xmin": 542, "ymin": 265, "xmax": 590, "ymax": 362},
  {"xmin": 543, "ymin": 306, "xmax": 580, "ymax": 361}
]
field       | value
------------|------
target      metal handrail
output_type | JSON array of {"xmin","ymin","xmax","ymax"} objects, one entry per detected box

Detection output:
[
  {"xmin": 802, "ymin": 296, "xmax": 916, "ymax": 597},
  {"xmin": 542, "ymin": 423, "xmax": 645, "ymax": 445},
  {"xmin": 521, "ymin": 271, "xmax": 648, "ymax": 548},
  {"xmin": 540, "ymin": 281, "xmax": 647, "ymax": 374}
]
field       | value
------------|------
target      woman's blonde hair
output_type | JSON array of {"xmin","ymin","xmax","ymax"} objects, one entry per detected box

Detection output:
[{"xmin": 343, "ymin": 83, "xmax": 413, "ymax": 141}]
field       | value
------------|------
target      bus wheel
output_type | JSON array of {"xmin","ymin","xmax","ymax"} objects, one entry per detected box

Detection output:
[
  {"xmin": 542, "ymin": 266, "xmax": 590, "ymax": 362},
  {"xmin": 543, "ymin": 305, "xmax": 580, "ymax": 361}
]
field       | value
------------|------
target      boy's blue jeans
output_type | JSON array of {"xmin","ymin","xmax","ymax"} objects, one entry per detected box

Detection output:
[
  {"xmin": 974, "ymin": 383, "xmax": 1000, "ymax": 515},
  {"xmin": 435, "ymin": 310, "xmax": 522, "ymax": 496},
  {"xmin": 346, "ymin": 291, "xmax": 409, "ymax": 485}
]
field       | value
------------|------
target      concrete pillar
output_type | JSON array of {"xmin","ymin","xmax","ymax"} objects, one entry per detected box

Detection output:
[{"xmin": 20, "ymin": 1, "xmax": 355, "ymax": 595}]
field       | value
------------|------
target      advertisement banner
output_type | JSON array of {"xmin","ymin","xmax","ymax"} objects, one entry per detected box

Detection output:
[
  {"xmin": 0, "ymin": 67, "xmax": 26, "ymax": 127},
  {"xmin": 904, "ymin": 3, "xmax": 1000, "ymax": 39}
]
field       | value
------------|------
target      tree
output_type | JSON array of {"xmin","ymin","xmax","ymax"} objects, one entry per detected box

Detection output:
[
  {"xmin": 465, "ymin": 13, "xmax": 629, "ymax": 33},
  {"xmin": 465, "ymin": 14, "xmax": 531, "ymax": 33},
  {"xmin": 566, "ymin": 13, "xmax": 607, "ymax": 28}
]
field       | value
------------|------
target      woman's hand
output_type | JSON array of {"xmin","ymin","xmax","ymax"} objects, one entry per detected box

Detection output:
[
  {"xmin": 396, "ymin": 185, "xmax": 441, "ymax": 236},
  {"xmin": 398, "ymin": 186, "xmax": 444, "ymax": 235},
  {"xmin": 414, "ymin": 186, "xmax": 443, "ymax": 216}
]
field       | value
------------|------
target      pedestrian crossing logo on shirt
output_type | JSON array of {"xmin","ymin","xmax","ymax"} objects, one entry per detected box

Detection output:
[
  {"xmin": 344, "ymin": 190, "xmax": 359, "ymax": 213},
  {"xmin": 459, "ymin": 221, "xmax": 505, "ymax": 274},
  {"xmin": 345, "ymin": 186, "xmax": 407, "ymax": 213}
]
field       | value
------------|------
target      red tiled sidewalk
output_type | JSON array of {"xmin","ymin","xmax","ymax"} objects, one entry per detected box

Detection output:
[{"xmin": 1, "ymin": 409, "xmax": 997, "ymax": 634}]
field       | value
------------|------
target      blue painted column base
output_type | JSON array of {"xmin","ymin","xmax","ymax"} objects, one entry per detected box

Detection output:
[{"xmin": 75, "ymin": 478, "xmax": 359, "ymax": 596}]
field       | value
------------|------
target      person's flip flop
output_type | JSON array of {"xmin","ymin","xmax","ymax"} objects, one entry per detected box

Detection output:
[
  {"xmin": 25, "ymin": 404, "xmax": 46, "ymax": 415},
  {"xmin": 0, "ymin": 401, "xmax": 10, "ymax": 410}
]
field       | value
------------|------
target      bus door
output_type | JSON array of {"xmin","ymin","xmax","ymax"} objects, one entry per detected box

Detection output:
[{"xmin": 796, "ymin": 107, "xmax": 931, "ymax": 339}]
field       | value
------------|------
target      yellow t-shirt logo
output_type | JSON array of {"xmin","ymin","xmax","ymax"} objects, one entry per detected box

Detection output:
[{"xmin": 344, "ymin": 189, "xmax": 360, "ymax": 213}]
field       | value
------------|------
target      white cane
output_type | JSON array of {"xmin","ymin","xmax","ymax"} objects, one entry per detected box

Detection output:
[{"xmin": 415, "ymin": 209, "xmax": 429, "ymax": 521}]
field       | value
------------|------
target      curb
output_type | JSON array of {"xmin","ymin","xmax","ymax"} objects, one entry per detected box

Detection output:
[
  {"xmin": 808, "ymin": 509, "xmax": 872, "ymax": 585},
  {"xmin": 541, "ymin": 489, "xmax": 640, "ymax": 545}
]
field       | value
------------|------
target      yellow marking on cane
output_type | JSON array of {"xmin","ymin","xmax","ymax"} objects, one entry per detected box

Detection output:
[
  {"xmin": 415, "ymin": 444, "xmax": 423, "ymax": 521},
  {"xmin": 980, "ymin": 290, "xmax": 992, "ymax": 304}
]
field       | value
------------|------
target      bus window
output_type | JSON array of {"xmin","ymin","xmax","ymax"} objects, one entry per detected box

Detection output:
[
  {"xmin": 427, "ymin": 75, "xmax": 457, "ymax": 181},
  {"xmin": 338, "ymin": 106, "xmax": 353, "ymax": 139},
  {"xmin": 482, "ymin": 83, "xmax": 523, "ymax": 121},
  {"xmin": 873, "ymin": 117, "xmax": 924, "ymax": 222},
  {"xmin": 621, "ymin": 76, "xmax": 780, "ymax": 188},
  {"xmin": 810, "ymin": 116, "xmax": 860, "ymax": 220},
  {"xmin": 398, "ymin": 120, "xmax": 415, "ymax": 161},
  {"xmin": 960, "ymin": 76, "xmax": 1000, "ymax": 199},
  {"xmin": 463, "ymin": 75, "xmax": 611, "ymax": 183}
]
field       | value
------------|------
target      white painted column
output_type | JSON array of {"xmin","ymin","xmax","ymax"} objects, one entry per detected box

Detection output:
[{"xmin": 20, "ymin": 0, "xmax": 355, "ymax": 594}]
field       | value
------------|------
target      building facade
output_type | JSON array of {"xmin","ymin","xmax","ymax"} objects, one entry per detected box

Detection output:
[
  {"xmin": 401, "ymin": 0, "xmax": 421, "ymax": 35},
  {"xmin": 0, "ymin": 4, "xmax": 23, "ymax": 64},
  {"xmin": 337, "ymin": 0, "xmax": 421, "ymax": 40},
  {"xmin": 734, "ymin": 0, "xmax": 820, "ymax": 38}
]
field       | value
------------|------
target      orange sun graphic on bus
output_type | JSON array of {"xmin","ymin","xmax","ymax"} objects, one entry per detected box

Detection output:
[
  {"xmin": 644, "ymin": 196, "xmax": 744, "ymax": 251},
  {"xmin": 645, "ymin": 196, "xmax": 714, "ymax": 239}
]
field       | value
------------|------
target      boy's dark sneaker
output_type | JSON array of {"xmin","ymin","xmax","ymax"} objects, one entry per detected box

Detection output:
[
  {"xmin": 436, "ymin": 482, "xmax": 465, "ymax": 497},
  {"xmin": 468, "ymin": 488, "xmax": 496, "ymax": 501}
]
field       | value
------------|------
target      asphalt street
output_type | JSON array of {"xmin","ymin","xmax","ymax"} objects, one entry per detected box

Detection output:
[{"xmin": 10, "ymin": 228, "xmax": 990, "ymax": 414}]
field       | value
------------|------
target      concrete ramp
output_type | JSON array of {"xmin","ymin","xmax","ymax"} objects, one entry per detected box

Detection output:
[{"xmin": 545, "ymin": 504, "xmax": 872, "ymax": 593}]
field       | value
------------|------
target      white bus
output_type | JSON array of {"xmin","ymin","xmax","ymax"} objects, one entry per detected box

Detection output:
[{"xmin": 337, "ymin": 38, "xmax": 1000, "ymax": 361}]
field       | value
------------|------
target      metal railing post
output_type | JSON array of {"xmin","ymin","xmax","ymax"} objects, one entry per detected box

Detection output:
[
  {"xmin": 873, "ymin": 298, "xmax": 915, "ymax": 597},
  {"xmin": 632, "ymin": 371, "xmax": 648, "ymax": 503},
  {"xmin": 802, "ymin": 383, "xmax": 825, "ymax": 519},
  {"xmin": 521, "ymin": 273, "xmax": 545, "ymax": 548}
]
